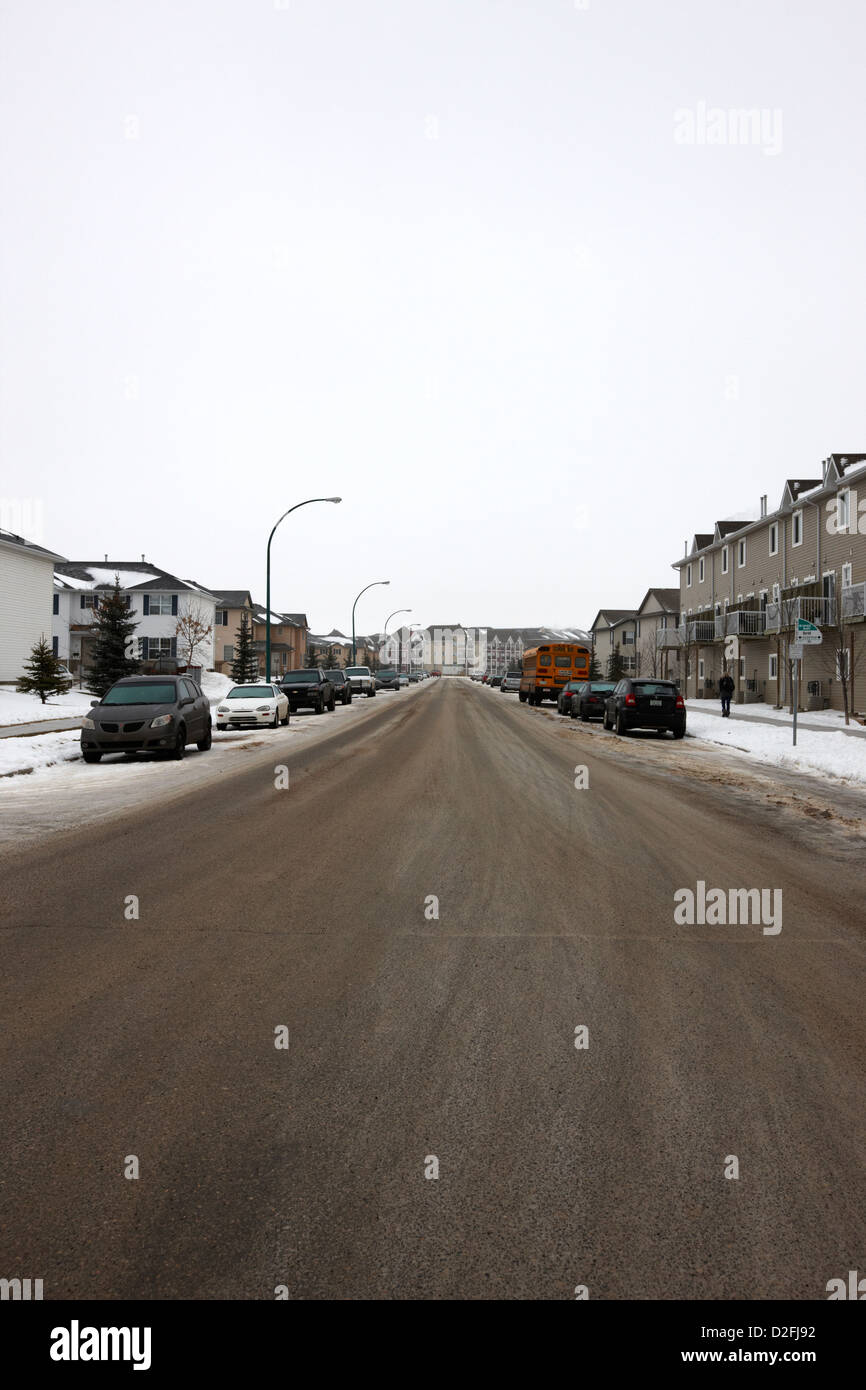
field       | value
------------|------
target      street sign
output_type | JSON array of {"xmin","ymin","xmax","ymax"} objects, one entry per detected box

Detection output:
[
  {"xmin": 795, "ymin": 617, "xmax": 822, "ymax": 645},
  {"xmin": 789, "ymin": 643, "xmax": 804, "ymax": 659}
]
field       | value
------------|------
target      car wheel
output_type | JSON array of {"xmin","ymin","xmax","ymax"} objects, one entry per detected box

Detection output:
[
  {"xmin": 82, "ymin": 751, "xmax": 102, "ymax": 763},
  {"xmin": 271, "ymin": 710, "xmax": 279, "ymax": 729},
  {"xmin": 197, "ymin": 724, "xmax": 212, "ymax": 751},
  {"xmin": 603, "ymin": 710, "xmax": 611, "ymax": 730},
  {"xmin": 281, "ymin": 708, "xmax": 289, "ymax": 725},
  {"xmin": 616, "ymin": 711, "xmax": 627, "ymax": 736},
  {"xmin": 328, "ymin": 695, "xmax": 336, "ymax": 712},
  {"xmin": 580, "ymin": 709, "xmax": 589, "ymax": 722},
  {"xmin": 518, "ymin": 691, "xmax": 527, "ymax": 703},
  {"xmin": 673, "ymin": 725, "xmax": 685, "ymax": 739},
  {"xmin": 368, "ymin": 689, "xmax": 376, "ymax": 697},
  {"xmin": 169, "ymin": 726, "xmax": 186, "ymax": 759},
  {"xmin": 315, "ymin": 700, "xmax": 325, "ymax": 714}
]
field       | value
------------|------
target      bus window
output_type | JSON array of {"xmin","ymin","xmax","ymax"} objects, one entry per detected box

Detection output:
[{"xmin": 554, "ymin": 655, "xmax": 571, "ymax": 667}]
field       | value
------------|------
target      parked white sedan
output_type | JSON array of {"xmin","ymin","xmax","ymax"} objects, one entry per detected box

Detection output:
[{"xmin": 215, "ymin": 683, "xmax": 290, "ymax": 731}]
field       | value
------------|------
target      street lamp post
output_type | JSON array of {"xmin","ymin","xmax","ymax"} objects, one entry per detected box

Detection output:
[
  {"xmin": 383, "ymin": 608, "xmax": 411, "ymax": 672},
  {"xmin": 352, "ymin": 580, "xmax": 390, "ymax": 664},
  {"xmin": 266, "ymin": 497, "xmax": 341, "ymax": 679}
]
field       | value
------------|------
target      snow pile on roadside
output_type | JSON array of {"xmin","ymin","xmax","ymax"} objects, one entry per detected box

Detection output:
[
  {"xmin": 0, "ymin": 730, "xmax": 82, "ymax": 777},
  {"xmin": 0, "ymin": 686, "xmax": 94, "ymax": 725},
  {"xmin": 687, "ymin": 710, "xmax": 866, "ymax": 785},
  {"xmin": 201, "ymin": 671, "xmax": 233, "ymax": 701}
]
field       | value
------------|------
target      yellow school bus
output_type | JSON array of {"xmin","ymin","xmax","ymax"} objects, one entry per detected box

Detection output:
[{"xmin": 519, "ymin": 642, "xmax": 591, "ymax": 706}]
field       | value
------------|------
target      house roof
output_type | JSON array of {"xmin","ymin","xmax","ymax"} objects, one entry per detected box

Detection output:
[
  {"xmin": 212, "ymin": 590, "xmax": 254, "ymax": 609},
  {"xmin": 589, "ymin": 609, "xmax": 636, "ymax": 631},
  {"xmin": 637, "ymin": 587, "xmax": 679, "ymax": 615},
  {"xmin": 0, "ymin": 528, "xmax": 66, "ymax": 563},
  {"xmin": 55, "ymin": 562, "xmax": 217, "ymax": 598}
]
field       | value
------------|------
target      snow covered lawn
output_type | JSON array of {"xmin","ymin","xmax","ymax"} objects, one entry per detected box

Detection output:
[
  {"xmin": 687, "ymin": 710, "xmax": 866, "ymax": 786},
  {"xmin": 0, "ymin": 685, "xmax": 95, "ymax": 725},
  {"xmin": 685, "ymin": 699, "xmax": 864, "ymax": 729}
]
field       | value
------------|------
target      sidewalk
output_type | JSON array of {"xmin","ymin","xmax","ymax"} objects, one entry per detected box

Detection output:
[
  {"xmin": 0, "ymin": 716, "xmax": 84, "ymax": 739},
  {"xmin": 686, "ymin": 703, "xmax": 866, "ymax": 738}
]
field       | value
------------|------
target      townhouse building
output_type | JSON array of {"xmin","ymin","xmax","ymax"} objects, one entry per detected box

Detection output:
[
  {"xmin": 635, "ymin": 589, "xmax": 680, "ymax": 677},
  {"xmin": 589, "ymin": 610, "xmax": 638, "ymax": 675},
  {"xmin": 53, "ymin": 561, "xmax": 217, "ymax": 674},
  {"xmin": 0, "ymin": 528, "xmax": 66, "ymax": 683},
  {"xmin": 212, "ymin": 591, "xmax": 257, "ymax": 675},
  {"xmin": 662, "ymin": 454, "xmax": 866, "ymax": 712}
]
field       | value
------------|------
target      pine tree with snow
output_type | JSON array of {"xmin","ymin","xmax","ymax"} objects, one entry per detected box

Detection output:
[
  {"xmin": 231, "ymin": 611, "xmax": 258, "ymax": 684},
  {"xmin": 588, "ymin": 647, "xmax": 603, "ymax": 681},
  {"xmin": 17, "ymin": 635, "xmax": 72, "ymax": 704},
  {"xmin": 88, "ymin": 579, "xmax": 140, "ymax": 696}
]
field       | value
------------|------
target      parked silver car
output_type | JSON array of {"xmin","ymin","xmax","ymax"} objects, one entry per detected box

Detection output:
[
  {"xmin": 500, "ymin": 670, "xmax": 522, "ymax": 692},
  {"xmin": 81, "ymin": 675, "xmax": 212, "ymax": 763}
]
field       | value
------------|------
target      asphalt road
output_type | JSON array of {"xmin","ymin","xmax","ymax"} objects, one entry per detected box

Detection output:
[{"xmin": 1, "ymin": 678, "xmax": 864, "ymax": 1300}]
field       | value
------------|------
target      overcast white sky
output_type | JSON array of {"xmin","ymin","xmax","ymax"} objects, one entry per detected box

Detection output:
[{"xmin": 2, "ymin": 0, "xmax": 865, "ymax": 633}]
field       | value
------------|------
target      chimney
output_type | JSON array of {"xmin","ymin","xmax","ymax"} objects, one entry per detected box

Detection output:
[
  {"xmin": 104, "ymin": 553, "xmax": 108, "ymax": 562},
  {"xmin": 760, "ymin": 495, "xmax": 767, "ymax": 517},
  {"xmin": 141, "ymin": 554, "xmax": 145, "ymax": 562}
]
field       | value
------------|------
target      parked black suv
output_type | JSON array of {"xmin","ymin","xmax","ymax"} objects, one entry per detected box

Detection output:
[
  {"xmin": 279, "ymin": 668, "xmax": 336, "ymax": 714},
  {"xmin": 326, "ymin": 669, "xmax": 353, "ymax": 705},
  {"xmin": 572, "ymin": 680, "xmax": 616, "ymax": 721},
  {"xmin": 602, "ymin": 678, "xmax": 686, "ymax": 738},
  {"xmin": 81, "ymin": 675, "xmax": 212, "ymax": 762},
  {"xmin": 375, "ymin": 669, "xmax": 400, "ymax": 691}
]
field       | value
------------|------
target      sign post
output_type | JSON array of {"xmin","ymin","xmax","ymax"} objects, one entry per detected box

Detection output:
[{"xmin": 789, "ymin": 620, "xmax": 822, "ymax": 746}]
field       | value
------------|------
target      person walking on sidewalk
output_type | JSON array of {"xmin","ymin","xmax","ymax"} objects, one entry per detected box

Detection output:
[{"xmin": 719, "ymin": 670, "xmax": 735, "ymax": 718}]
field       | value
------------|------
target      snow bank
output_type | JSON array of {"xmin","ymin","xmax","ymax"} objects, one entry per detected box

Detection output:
[
  {"xmin": 0, "ymin": 687, "xmax": 94, "ymax": 725},
  {"xmin": 0, "ymin": 730, "xmax": 82, "ymax": 777},
  {"xmin": 687, "ymin": 711, "xmax": 866, "ymax": 786}
]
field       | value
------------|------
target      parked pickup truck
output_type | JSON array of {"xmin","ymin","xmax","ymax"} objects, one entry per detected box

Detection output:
[
  {"xmin": 344, "ymin": 665, "xmax": 377, "ymax": 698},
  {"xmin": 326, "ymin": 669, "xmax": 353, "ymax": 705},
  {"xmin": 279, "ymin": 668, "xmax": 336, "ymax": 714}
]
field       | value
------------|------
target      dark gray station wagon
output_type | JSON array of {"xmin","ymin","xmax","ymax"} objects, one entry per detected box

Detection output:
[{"xmin": 80, "ymin": 676, "xmax": 212, "ymax": 763}]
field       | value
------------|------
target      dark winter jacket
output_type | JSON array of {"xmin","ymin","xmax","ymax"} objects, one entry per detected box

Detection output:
[{"xmin": 718, "ymin": 675, "xmax": 735, "ymax": 696}]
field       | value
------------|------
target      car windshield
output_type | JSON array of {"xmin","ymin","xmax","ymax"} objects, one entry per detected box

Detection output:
[
  {"xmin": 378, "ymin": 670, "xmax": 397, "ymax": 678},
  {"xmin": 102, "ymin": 682, "xmax": 177, "ymax": 705},
  {"xmin": 285, "ymin": 671, "xmax": 319, "ymax": 682},
  {"xmin": 507, "ymin": 671, "xmax": 522, "ymax": 678},
  {"xmin": 345, "ymin": 668, "xmax": 369, "ymax": 676},
  {"xmin": 326, "ymin": 670, "xmax": 345, "ymax": 679},
  {"xmin": 591, "ymin": 683, "xmax": 616, "ymax": 692},
  {"xmin": 227, "ymin": 686, "xmax": 273, "ymax": 699}
]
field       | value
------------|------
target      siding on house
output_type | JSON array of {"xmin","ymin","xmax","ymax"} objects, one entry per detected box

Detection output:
[{"xmin": 0, "ymin": 531, "xmax": 66, "ymax": 683}]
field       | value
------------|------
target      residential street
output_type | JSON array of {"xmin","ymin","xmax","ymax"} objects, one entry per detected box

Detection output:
[{"xmin": 1, "ymin": 677, "xmax": 864, "ymax": 1300}]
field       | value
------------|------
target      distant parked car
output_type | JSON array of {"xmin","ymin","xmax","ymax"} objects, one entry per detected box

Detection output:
[
  {"xmin": 603, "ymin": 678, "xmax": 686, "ymax": 738},
  {"xmin": 279, "ymin": 668, "xmax": 336, "ymax": 714},
  {"xmin": 408, "ymin": 671, "xmax": 424, "ymax": 682},
  {"xmin": 81, "ymin": 675, "xmax": 212, "ymax": 763},
  {"xmin": 572, "ymin": 681, "xmax": 616, "ymax": 721},
  {"xmin": 376, "ymin": 669, "xmax": 400, "ymax": 691},
  {"xmin": 489, "ymin": 675, "xmax": 503, "ymax": 687},
  {"xmin": 215, "ymin": 683, "xmax": 289, "ymax": 730},
  {"xmin": 397, "ymin": 674, "xmax": 409, "ymax": 687},
  {"xmin": 326, "ymin": 670, "xmax": 353, "ymax": 705},
  {"xmin": 500, "ymin": 670, "xmax": 522, "ymax": 692},
  {"xmin": 556, "ymin": 680, "xmax": 585, "ymax": 715},
  {"xmin": 345, "ymin": 665, "xmax": 376, "ymax": 697}
]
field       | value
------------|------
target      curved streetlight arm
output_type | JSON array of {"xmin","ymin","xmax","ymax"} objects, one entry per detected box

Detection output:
[
  {"xmin": 352, "ymin": 580, "xmax": 390, "ymax": 663},
  {"xmin": 383, "ymin": 607, "xmax": 412, "ymax": 670},
  {"xmin": 266, "ymin": 496, "xmax": 341, "ymax": 679}
]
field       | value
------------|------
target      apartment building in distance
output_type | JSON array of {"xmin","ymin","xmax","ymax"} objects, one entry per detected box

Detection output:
[{"xmin": 660, "ymin": 453, "xmax": 866, "ymax": 713}]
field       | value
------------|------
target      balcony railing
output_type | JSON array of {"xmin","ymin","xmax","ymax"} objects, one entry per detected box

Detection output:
[
  {"xmin": 726, "ymin": 609, "xmax": 767, "ymax": 637},
  {"xmin": 656, "ymin": 626, "xmax": 684, "ymax": 648},
  {"xmin": 842, "ymin": 583, "xmax": 866, "ymax": 621},
  {"xmin": 766, "ymin": 596, "xmax": 837, "ymax": 631},
  {"xmin": 686, "ymin": 620, "xmax": 716, "ymax": 644}
]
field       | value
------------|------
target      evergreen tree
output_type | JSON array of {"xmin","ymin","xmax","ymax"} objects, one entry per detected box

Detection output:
[
  {"xmin": 88, "ymin": 579, "xmax": 139, "ymax": 696},
  {"xmin": 17, "ymin": 635, "xmax": 72, "ymax": 704},
  {"xmin": 231, "ymin": 611, "xmax": 258, "ymax": 684},
  {"xmin": 588, "ymin": 646, "xmax": 603, "ymax": 681},
  {"xmin": 607, "ymin": 643, "xmax": 625, "ymax": 681}
]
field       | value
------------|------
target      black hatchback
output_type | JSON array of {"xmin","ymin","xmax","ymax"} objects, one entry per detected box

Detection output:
[
  {"xmin": 602, "ymin": 678, "xmax": 686, "ymax": 738},
  {"xmin": 80, "ymin": 676, "xmax": 212, "ymax": 762},
  {"xmin": 572, "ymin": 680, "xmax": 616, "ymax": 721}
]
